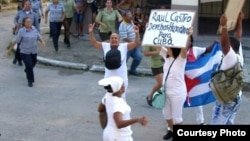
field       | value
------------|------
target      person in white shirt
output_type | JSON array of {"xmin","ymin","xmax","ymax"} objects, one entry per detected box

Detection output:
[
  {"xmin": 88, "ymin": 23, "xmax": 140, "ymax": 99},
  {"xmin": 211, "ymin": 12, "xmax": 244, "ymax": 125},
  {"xmin": 159, "ymin": 28, "xmax": 193, "ymax": 140},
  {"xmin": 97, "ymin": 76, "xmax": 148, "ymax": 141}
]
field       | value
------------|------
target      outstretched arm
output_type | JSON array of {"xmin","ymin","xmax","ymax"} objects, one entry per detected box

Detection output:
[
  {"xmin": 127, "ymin": 25, "xmax": 140, "ymax": 50},
  {"xmin": 116, "ymin": 0, "xmax": 125, "ymax": 13},
  {"xmin": 234, "ymin": 11, "xmax": 244, "ymax": 41},
  {"xmin": 89, "ymin": 23, "xmax": 102, "ymax": 50},
  {"xmin": 220, "ymin": 14, "xmax": 230, "ymax": 55},
  {"xmin": 114, "ymin": 112, "xmax": 148, "ymax": 129}
]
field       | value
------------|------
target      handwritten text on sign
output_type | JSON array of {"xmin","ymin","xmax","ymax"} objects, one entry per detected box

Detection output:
[{"xmin": 142, "ymin": 10, "xmax": 196, "ymax": 48}]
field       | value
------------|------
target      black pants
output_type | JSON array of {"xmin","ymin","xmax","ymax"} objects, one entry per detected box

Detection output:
[
  {"xmin": 21, "ymin": 53, "xmax": 37, "ymax": 83},
  {"xmin": 62, "ymin": 18, "xmax": 73, "ymax": 44},
  {"xmin": 99, "ymin": 31, "xmax": 111, "ymax": 41},
  {"xmin": 50, "ymin": 22, "xmax": 62, "ymax": 50},
  {"xmin": 14, "ymin": 43, "xmax": 22, "ymax": 64}
]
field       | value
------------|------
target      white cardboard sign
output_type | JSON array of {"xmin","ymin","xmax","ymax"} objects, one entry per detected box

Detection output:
[{"xmin": 142, "ymin": 10, "xmax": 196, "ymax": 48}]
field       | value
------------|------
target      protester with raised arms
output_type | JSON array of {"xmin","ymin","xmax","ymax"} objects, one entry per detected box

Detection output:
[
  {"xmin": 211, "ymin": 12, "xmax": 244, "ymax": 125},
  {"xmin": 88, "ymin": 23, "xmax": 140, "ymax": 100},
  {"xmin": 159, "ymin": 27, "xmax": 193, "ymax": 141}
]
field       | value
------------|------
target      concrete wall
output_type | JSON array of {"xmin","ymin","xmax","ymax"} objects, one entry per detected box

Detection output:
[{"xmin": 171, "ymin": 0, "xmax": 199, "ymax": 38}]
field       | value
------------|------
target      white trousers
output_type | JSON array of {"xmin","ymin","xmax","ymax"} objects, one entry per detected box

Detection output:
[
  {"xmin": 162, "ymin": 93, "xmax": 186, "ymax": 123},
  {"xmin": 194, "ymin": 106, "xmax": 204, "ymax": 124}
]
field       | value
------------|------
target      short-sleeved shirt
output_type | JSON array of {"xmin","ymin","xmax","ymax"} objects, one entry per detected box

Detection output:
[
  {"xmin": 220, "ymin": 45, "xmax": 244, "ymax": 70},
  {"xmin": 219, "ymin": 44, "xmax": 244, "ymax": 96},
  {"xmin": 119, "ymin": 21, "xmax": 135, "ymax": 41},
  {"xmin": 13, "ymin": 10, "xmax": 39, "ymax": 32},
  {"xmin": 143, "ymin": 46, "xmax": 163, "ymax": 68},
  {"xmin": 46, "ymin": 3, "xmax": 65, "ymax": 22},
  {"xmin": 102, "ymin": 93, "xmax": 132, "ymax": 139},
  {"xmin": 15, "ymin": 26, "xmax": 41, "ymax": 54},
  {"xmin": 102, "ymin": 42, "xmax": 128, "ymax": 81},
  {"xmin": 30, "ymin": 0, "xmax": 43, "ymax": 18},
  {"xmin": 96, "ymin": 8, "xmax": 121, "ymax": 33},
  {"xmin": 61, "ymin": 0, "xmax": 76, "ymax": 18}
]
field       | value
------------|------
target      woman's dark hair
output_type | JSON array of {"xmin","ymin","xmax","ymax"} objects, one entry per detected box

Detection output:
[
  {"xmin": 104, "ymin": 85, "xmax": 113, "ymax": 93},
  {"xmin": 23, "ymin": 0, "xmax": 31, "ymax": 5},
  {"xmin": 22, "ymin": 17, "xmax": 30, "ymax": 26},
  {"xmin": 190, "ymin": 35, "xmax": 194, "ymax": 48},
  {"xmin": 171, "ymin": 48, "xmax": 181, "ymax": 59}
]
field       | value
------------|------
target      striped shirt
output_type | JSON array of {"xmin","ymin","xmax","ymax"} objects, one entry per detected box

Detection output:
[
  {"xmin": 13, "ymin": 10, "xmax": 39, "ymax": 32},
  {"xmin": 15, "ymin": 26, "xmax": 41, "ymax": 54},
  {"xmin": 31, "ymin": 0, "xmax": 43, "ymax": 18},
  {"xmin": 118, "ymin": 21, "xmax": 135, "ymax": 41},
  {"xmin": 46, "ymin": 3, "xmax": 65, "ymax": 22}
]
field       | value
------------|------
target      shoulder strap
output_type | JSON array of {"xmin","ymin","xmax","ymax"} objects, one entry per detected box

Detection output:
[
  {"xmin": 217, "ymin": 55, "xmax": 223, "ymax": 70},
  {"xmin": 164, "ymin": 58, "xmax": 176, "ymax": 82}
]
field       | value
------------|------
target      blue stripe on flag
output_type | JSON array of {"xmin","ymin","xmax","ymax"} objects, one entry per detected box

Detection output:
[{"xmin": 184, "ymin": 42, "xmax": 222, "ymax": 108}]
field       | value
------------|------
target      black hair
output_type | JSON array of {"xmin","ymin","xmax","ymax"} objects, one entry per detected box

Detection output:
[
  {"xmin": 190, "ymin": 35, "xmax": 194, "ymax": 48},
  {"xmin": 171, "ymin": 48, "xmax": 181, "ymax": 59},
  {"xmin": 229, "ymin": 37, "xmax": 240, "ymax": 53},
  {"xmin": 23, "ymin": 0, "xmax": 31, "ymax": 4},
  {"xmin": 22, "ymin": 17, "xmax": 30, "ymax": 26},
  {"xmin": 104, "ymin": 84, "xmax": 113, "ymax": 93},
  {"xmin": 122, "ymin": 9, "xmax": 131, "ymax": 17}
]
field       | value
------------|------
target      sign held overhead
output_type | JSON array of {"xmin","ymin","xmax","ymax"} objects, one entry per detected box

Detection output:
[
  {"xmin": 142, "ymin": 10, "xmax": 196, "ymax": 48},
  {"xmin": 217, "ymin": 0, "xmax": 245, "ymax": 34}
]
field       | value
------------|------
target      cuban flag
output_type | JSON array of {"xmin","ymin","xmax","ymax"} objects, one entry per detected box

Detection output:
[{"xmin": 184, "ymin": 42, "xmax": 222, "ymax": 108}]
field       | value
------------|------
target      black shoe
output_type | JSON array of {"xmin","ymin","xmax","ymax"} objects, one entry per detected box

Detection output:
[
  {"xmin": 18, "ymin": 61, "xmax": 22, "ymax": 66},
  {"xmin": 67, "ymin": 42, "xmax": 71, "ymax": 48},
  {"xmin": 55, "ymin": 47, "xmax": 58, "ymax": 52},
  {"xmin": 28, "ymin": 82, "xmax": 33, "ymax": 87},
  {"xmin": 146, "ymin": 97, "xmax": 152, "ymax": 106},
  {"xmin": 13, "ymin": 58, "xmax": 17, "ymax": 64},
  {"xmin": 163, "ymin": 130, "xmax": 173, "ymax": 140}
]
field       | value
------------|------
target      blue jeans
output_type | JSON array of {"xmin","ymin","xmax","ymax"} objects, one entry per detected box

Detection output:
[
  {"xmin": 74, "ymin": 12, "xmax": 84, "ymax": 23},
  {"xmin": 50, "ymin": 22, "xmax": 62, "ymax": 50},
  {"xmin": 127, "ymin": 47, "xmax": 142, "ymax": 73},
  {"xmin": 211, "ymin": 95, "xmax": 242, "ymax": 125},
  {"xmin": 21, "ymin": 53, "xmax": 37, "ymax": 83}
]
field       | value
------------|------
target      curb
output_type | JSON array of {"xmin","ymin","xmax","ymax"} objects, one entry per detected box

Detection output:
[
  {"xmin": 89, "ymin": 65, "xmax": 153, "ymax": 76},
  {"xmin": 37, "ymin": 56, "xmax": 88, "ymax": 70}
]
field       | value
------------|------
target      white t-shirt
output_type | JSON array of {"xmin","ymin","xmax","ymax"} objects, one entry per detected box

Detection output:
[
  {"xmin": 160, "ymin": 47, "xmax": 187, "ymax": 95},
  {"xmin": 102, "ymin": 42, "xmax": 128, "ymax": 81},
  {"xmin": 219, "ymin": 43, "xmax": 244, "ymax": 95},
  {"xmin": 187, "ymin": 46, "xmax": 206, "ymax": 61},
  {"xmin": 220, "ymin": 44, "xmax": 244, "ymax": 70},
  {"xmin": 102, "ymin": 93, "xmax": 132, "ymax": 140}
]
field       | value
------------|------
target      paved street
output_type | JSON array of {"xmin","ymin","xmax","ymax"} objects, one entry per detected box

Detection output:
[{"xmin": 0, "ymin": 10, "xmax": 250, "ymax": 141}]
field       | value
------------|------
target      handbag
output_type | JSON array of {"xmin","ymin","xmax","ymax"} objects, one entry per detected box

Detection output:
[
  {"xmin": 152, "ymin": 58, "xmax": 176, "ymax": 109},
  {"xmin": 209, "ymin": 57, "xmax": 246, "ymax": 104}
]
